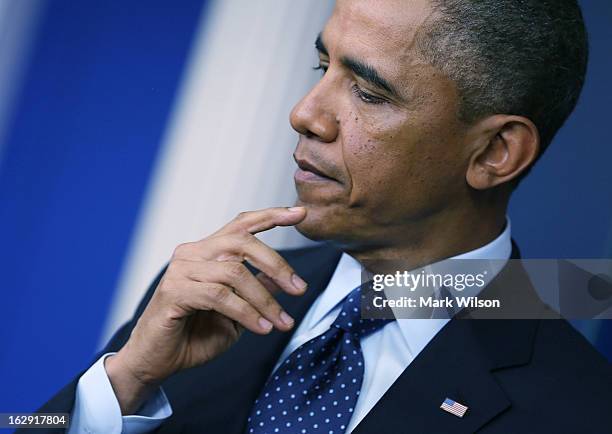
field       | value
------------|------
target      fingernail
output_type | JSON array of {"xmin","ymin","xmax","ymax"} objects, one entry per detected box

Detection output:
[
  {"xmin": 292, "ymin": 273, "xmax": 308, "ymax": 290},
  {"xmin": 280, "ymin": 311, "xmax": 294, "ymax": 326},
  {"xmin": 258, "ymin": 317, "xmax": 273, "ymax": 332},
  {"xmin": 288, "ymin": 206, "xmax": 305, "ymax": 212}
]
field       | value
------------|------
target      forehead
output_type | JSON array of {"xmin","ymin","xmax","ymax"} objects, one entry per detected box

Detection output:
[{"xmin": 324, "ymin": 0, "xmax": 434, "ymax": 62}]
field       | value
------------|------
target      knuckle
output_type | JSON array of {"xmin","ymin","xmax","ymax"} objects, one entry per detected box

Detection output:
[
  {"xmin": 273, "ymin": 257, "xmax": 293, "ymax": 275},
  {"xmin": 238, "ymin": 302, "xmax": 255, "ymax": 318},
  {"xmin": 215, "ymin": 233, "xmax": 251, "ymax": 262},
  {"xmin": 206, "ymin": 284, "xmax": 229, "ymax": 305},
  {"xmin": 222, "ymin": 231, "xmax": 247, "ymax": 248},
  {"xmin": 235, "ymin": 211, "xmax": 251, "ymax": 222},
  {"xmin": 259, "ymin": 294, "xmax": 278, "ymax": 311},
  {"xmin": 237, "ymin": 229, "xmax": 253, "ymax": 241},
  {"xmin": 158, "ymin": 277, "xmax": 179, "ymax": 298},
  {"xmin": 226, "ymin": 262, "xmax": 248, "ymax": 281},
  {"xmin": 233, "ymin": 231, "xmax": 254, "ymax": 247},
  {"xmin": 173, "ymin": 242, "xmax": 194, "ymax": 258},
  {"xmin": 166, "ymin": 259, "xmax": 187, "ymax": 276}
]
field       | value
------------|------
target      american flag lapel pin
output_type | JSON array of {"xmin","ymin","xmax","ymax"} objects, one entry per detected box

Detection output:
[{"xmin": 440, "ymin": 397, "xmax": 469, "ymax": 418}]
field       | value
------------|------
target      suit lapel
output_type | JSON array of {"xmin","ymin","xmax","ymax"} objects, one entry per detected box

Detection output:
[
  {"xmin": 353, "ymin": 320, "xmax": 515, "ymax": 434},
  {"xmin": 353, "ymin": 239, "xmax": 542, "ymax": 433}
]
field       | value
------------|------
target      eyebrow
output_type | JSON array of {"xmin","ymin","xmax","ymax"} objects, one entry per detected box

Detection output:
[{"xmin": 315, "ymin": 33, "xmax": 401, "ymax": 100}]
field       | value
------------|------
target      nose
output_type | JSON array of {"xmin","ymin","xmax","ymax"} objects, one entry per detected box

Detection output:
[{"xmin": 290, "ymin": 77, "xmax": 339, "ymax": 143}]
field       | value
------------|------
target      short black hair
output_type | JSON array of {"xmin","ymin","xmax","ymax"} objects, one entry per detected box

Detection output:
[{"xmin": 417, "ymin": 0, "xmax": 588, "ymax": 162}]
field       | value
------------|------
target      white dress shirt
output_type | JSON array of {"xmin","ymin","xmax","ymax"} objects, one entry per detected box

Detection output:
[{"xmin": 69, "ymin": 220, "xmax": 512, "ymax": 434}]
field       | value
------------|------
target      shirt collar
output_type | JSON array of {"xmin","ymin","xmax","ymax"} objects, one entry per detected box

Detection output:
[
  {"xmin": 305, "ymin": 218, "xmax": 513, "ymax": 350},
  {"xmin": 306, "ymin": 253, "xmax": 364, "ymax": 327}
]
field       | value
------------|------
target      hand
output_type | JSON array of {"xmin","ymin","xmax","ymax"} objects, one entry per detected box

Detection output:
[{"xmin": 105, "ymin": 207, "xmax": 308, "ymax": 413}]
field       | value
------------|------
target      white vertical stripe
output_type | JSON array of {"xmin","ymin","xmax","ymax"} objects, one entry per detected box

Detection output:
[
  {"xmin": 101, "ymin": 0, "xmax": 335, "ymax": 344},
  {"xmin": 0, "ymin": 0, "xmax": 43, "ymax": 164}
]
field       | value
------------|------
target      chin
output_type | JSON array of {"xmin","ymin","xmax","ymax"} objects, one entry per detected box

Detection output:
[
  {"xmin": 292, "ymin": 201, "xmax": 336, "ymax": 241},
  {"xmin": 295, "ymin": 219, "xmax": 333, "ymax": 242},
  {"xmin": 293, "ymin": 203, "xmax": 359, "ymax": 245},
  {"xmin": 294, "ymin": 210, "xmax": 331, "ymax": 241}
]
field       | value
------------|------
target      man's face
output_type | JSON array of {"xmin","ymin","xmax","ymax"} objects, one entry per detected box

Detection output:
[{"xmin": 291, "ymin": 0, "xmax": 471, "ymax": 249}]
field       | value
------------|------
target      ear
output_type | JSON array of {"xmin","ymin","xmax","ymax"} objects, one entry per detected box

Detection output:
[{"xmin": 466, "ymin": 115, "xmax": 540, "ymax": 190}]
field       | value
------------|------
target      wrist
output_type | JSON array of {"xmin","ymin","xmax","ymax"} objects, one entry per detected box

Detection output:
[
  {"xmin": 105, "ymin": 351, "xmax": 160, "ymax": 415},
  {"xmin": 108, "ymin": 346, "xmax": 164, "ymax": 386}
]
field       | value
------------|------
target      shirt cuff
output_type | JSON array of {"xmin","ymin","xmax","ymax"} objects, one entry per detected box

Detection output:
[{"xmin": 69, "ymin": 352, "xmax": 172, "ymax": 434}]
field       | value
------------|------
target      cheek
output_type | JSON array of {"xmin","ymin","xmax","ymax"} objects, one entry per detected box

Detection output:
[
  {"xmin": 342, "ymin": 119, "xmax": 408, "ymax": 205},
  {"xmin": 341, "ymin": 108, "xmax": 465, "ymax": 210}
]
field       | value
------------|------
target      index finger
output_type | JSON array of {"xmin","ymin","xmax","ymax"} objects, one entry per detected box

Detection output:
[{"xmin": 215, "ymin": 207, "xmax": 307, "ymax": 235}]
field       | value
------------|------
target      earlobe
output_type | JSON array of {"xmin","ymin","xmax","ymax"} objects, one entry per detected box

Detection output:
[{"xmin": 466, "ymin": 115, "xmax": 540, "ymax": 190}]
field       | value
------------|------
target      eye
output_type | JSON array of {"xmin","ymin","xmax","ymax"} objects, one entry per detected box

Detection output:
[
  {"xmin": 313, "ymin": 63, "xmax": 328, "ymax": 76},
  {"xmin": 351, "ymin": 84, "xmax": 387, "ymax": 105}
]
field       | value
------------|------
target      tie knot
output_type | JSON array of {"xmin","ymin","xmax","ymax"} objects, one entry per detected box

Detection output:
[{"xmin": 332, "ymin": 286, "xmax": 393, "ymax": 338}]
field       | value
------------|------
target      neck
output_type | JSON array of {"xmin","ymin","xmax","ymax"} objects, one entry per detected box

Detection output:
[{"xmin": 343, "ymin": 205, "xmax": 507, "ymax": 274}]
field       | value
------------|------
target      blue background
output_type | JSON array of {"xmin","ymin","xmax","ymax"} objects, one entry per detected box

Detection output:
[
  {"xmin": 0, "ymin": 0, "xmax": 207, "ymax": 414},
  {"xmin": 0, "ymin": 0, "xmax": 609, "ymax": 415},
  {"xmin": 508, "ymin": 2, "xmax": 612, "ymax": 360}
]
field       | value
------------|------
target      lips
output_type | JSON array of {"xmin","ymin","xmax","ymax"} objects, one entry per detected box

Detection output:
[{"xmin": 294, "ymin": 158, "xmax": 336, "ymax": 181}]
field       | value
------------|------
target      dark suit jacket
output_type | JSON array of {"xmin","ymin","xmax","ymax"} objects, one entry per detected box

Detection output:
[{"xmin": 23, "ymin": 243, "xmax": 612, "ymax": 433}]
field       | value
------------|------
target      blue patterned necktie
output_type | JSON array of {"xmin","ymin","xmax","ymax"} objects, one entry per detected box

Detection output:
[{"xmin": 245, "ymin": 285, "xmax": 393, "ymax": 434}]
